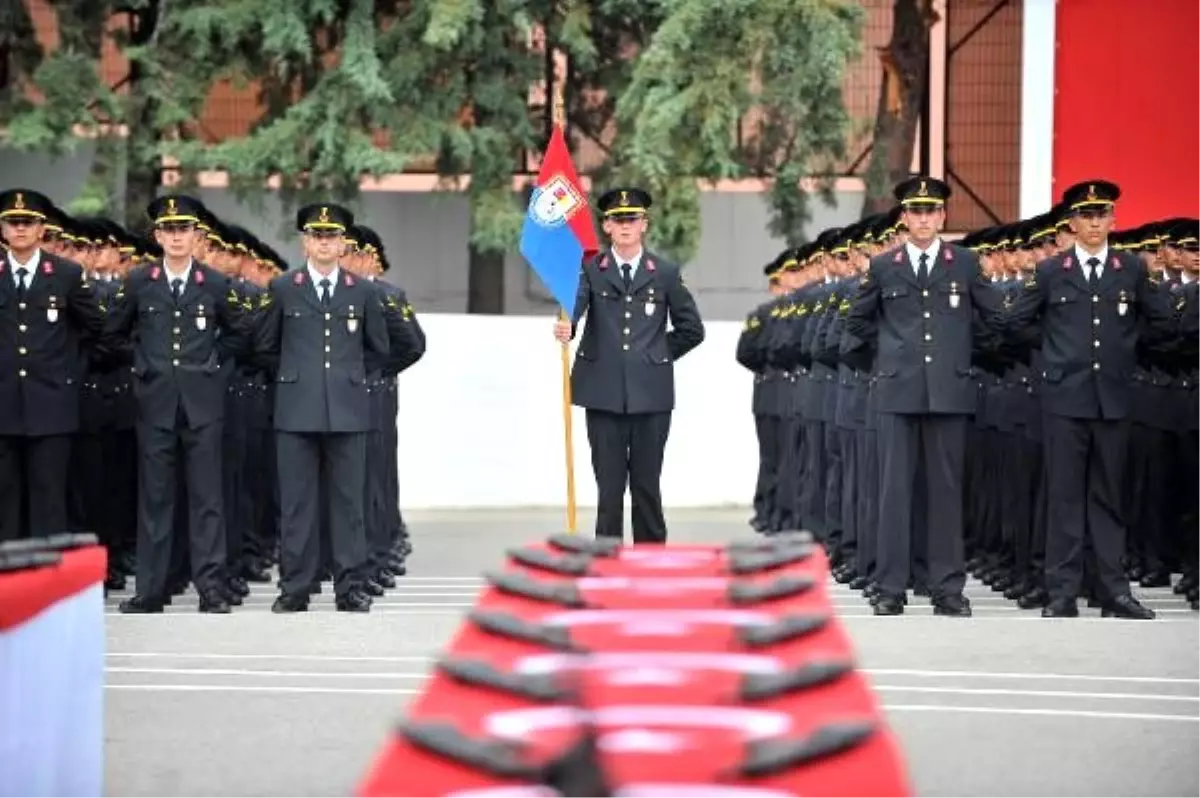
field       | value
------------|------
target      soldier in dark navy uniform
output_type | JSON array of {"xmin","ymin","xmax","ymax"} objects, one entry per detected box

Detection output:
[
  {"xmin": 1005, "ymin": 181, "xmax": 1177, "ymax": 620},
  {"xmin": 255, "ymin": 203, "xmax": 390, "ymax": 612},
  {"xmin": 554, "ymin": 188, "xmax": 705, "ymax": 543},
  {"xmin": 847, "ymin": 176, "xmax": 1007, "ymax": 616},
  {"xmin": 0, "ymin": 189, "xmax": 107, "ymax": 541},
  {"xmin": 105, "ymin": 195, "xmax": 251, "ymax": 613}
]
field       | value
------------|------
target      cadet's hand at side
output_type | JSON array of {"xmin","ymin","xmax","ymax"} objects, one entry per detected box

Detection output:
[{"xmin": 553, "ymin": 319, "xmax": 572, "ymax": 343}]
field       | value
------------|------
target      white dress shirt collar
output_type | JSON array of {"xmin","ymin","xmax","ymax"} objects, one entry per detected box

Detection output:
[
  {"xmin": 611, "ymin": 247, "xmax": 644, "ymax": 274},
  {"xmin": 904, "ymin": 238, "xmax": 941, "ymax": 277},
  {"xmin": 9, "ymin": 248, "xmax": 41, "ymax": 287},
  {"xmin": 1074, "ymin": 244, "xmax": 1108, "ymax": 271},
  {"xmin": 163, "ymin": 258, "xmax": 193, "ymax": 287},
  {"xmin": 307, "ymin": 262, "xmax": 340, "ymax": 297}
]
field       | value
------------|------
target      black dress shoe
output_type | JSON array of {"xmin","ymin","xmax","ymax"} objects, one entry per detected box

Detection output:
[
  {"xmin": 1139, "ymin": 570, "xmax": 1171, "ymax": 589},
  {"xmin": 119, "ymin": 595, "xmax": 165, "ymax": 614},
  {"xmin": 362, "ymin": 579, "xmax": 385, "ymax": 597},
  {"xmin": 873, "ymin": 596, "xmax": 905, "ymax": 616},
  {"xmin": 391, "ymin": 562, "xmax": 408, "ymax": 577},
  {"xmin": 271, "ymin": 594, "xmax": 309, "ymax": 613},
  {"xmin": 1126, "ymin": 564, "xmax": 1145, "ymax": 582},
  {"xmin": 911, "ymin": 584, "xmax": 931, "ymax": 598},
  {"xmin": 1101, "ymin": 594, "xmax": 1155, "ymax": 619},
  {"xmin": 375, "ymin": 571, "xmax": 397, "ymax": 589},
  {"xmin": 227, "ymin": 576, "xmax": 250, "ymax": 597},
  {"xmin": 1003, "ymin": 579, "xmax": 1030, "ymax": 601},
  {"xmin": 863, "ymin": 582, "xmax": 882, "ymax": 599},
  {"xmin": 833, "ymin": 568, "xmax": 854, "ymax": 585},
  {"xmin": 849, "ymin": 575, "xmax": 871, "ymax": 591},
  {"xmin": 1017, "ymin": 587, "xmax": 1048, "ymax": 609},
  {"xmin": 242, "ymin": 563, "xmax": 272, "ymax": 583},
  {"xmin": 1041, "ymin": 598, "xmax": 1079, "ymax": 618},
  {"xmin": 933, "ymin": 594, "xmax": 972, "ymax": 617},
  {"xmin": 1187, "ymin": 586, "xmax": 1199, "ymax": 604},
  {"xmin": 1174, "ymin": 572, "xmax": 1197, "ymax": 595},
  {"xmin": 991, "ymin": 574, "xmax": 1014, "ymax": 592},
  {"xmin": 335, "ymin": 591, "xmax": 372, "ymax": 612},
  {"xmin": 749, "ymin": 517, "xmax": 767, "ymax": 532},
  {"xmin": 199, "ymin": 593, "xmax": 232, "ymax": 614},
  {"xmin": 965, "ymin": 556, "xmax": 983, "ymax": 572},
  {"xmin": 104, "ymin": 572, "xmax": 127, "ymax": 592}
]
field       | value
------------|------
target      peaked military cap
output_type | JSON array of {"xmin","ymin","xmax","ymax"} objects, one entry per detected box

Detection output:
[
  {"xmin": 1061, "ymin": 180, "xmax": 1120, "ymax": 212},
  {"xmin": 894, "ymin": 175, "xmax": 951, "ymax": 206},
  {"xmin": 297, "ymin": 203, "xmax": 353, "ymax": 232},
  {"xmin": 147, "ymin": 194, "xmax": 205, "ymax": 226},
  {"xmin": 0, "ymin": 189, "xmax": 55, "ymax": 221},
  {"xmin": 598, "ymin": 187, "xmax": 651, "ymax": 219},
  {"xmin": 1167, "ymin": 218, "xmax": 1199, "ymax": 252}
]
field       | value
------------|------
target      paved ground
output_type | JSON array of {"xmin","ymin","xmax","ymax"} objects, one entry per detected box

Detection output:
[{"xmin": 104, "ymin": 509, "xmax": 1200, "ymax": 797}]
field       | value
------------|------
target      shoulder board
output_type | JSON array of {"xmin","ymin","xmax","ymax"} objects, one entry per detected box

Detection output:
[
  {"xmin": 781, "ymin": 305, "xmax": 794, "ymax": 318},
  {"xmin": 386, "ymin": 295, "xmax": 399, "ymax": 309},
  {"xmin": 813, "ymin": 301, "xmax": 824, "ymax": 313},
  {"xmin": 797, "ymin": 303, "xmax": 809, "ymax": 316},
  {"xmin": 769, "ymin": 306, "xmax": 781, "ymax": 318},
  {"xmin": 1022, "ymin": 277, "xmax": 1037, "ymax": 289},
  {"xmin": 259, "ymin": 293, "xmax": 273, "ymax": 309},
  {"xmin": 838, "ymin": 299, "xmax": 851, "ymax": 314}
]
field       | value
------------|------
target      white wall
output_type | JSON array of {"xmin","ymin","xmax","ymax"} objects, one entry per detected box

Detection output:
[
  {"xmin": 396, "ymin": 314, "xmax": 758, "ymax": 509},
  {"xmin": 1019, "ymin": 0, "xmax": 1057, "ymax": 217}
]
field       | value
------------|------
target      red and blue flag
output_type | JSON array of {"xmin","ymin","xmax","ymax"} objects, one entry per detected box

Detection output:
[{"xmin": 519, "ymin": 123, "xmax": 599, "ymax": 318}]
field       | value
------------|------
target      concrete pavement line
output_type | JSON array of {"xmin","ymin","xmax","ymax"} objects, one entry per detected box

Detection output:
[
  {"xmin": 106, "ymin": 667, "xmax": 430, "ymax": 679},
  {"xmin": 865, "ymin": 668, "xmax": 1200, "ymax": 683},
  {"xmin": 838, "ymin": 613, "xmax": 1199, "ymax": 622},
  {"xmin": 105, "ymin": 684, "xmax": 419, "ymax": 696},
  {"xmin": 107, "ymin": 653, "xmax": 438, "ymax": 662},
  {"xmin": 882, "ymin": 704, "xmax": 1200, "ymax": 723},
  {"xmin": 873, "ymin": 685, "xmax": 1199, "ymax": 702}
]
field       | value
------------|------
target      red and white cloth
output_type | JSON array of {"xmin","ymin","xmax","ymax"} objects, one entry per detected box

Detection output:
[{"xmin": 0, "ymin": 544, "xmax": 107, "ymax": 797}]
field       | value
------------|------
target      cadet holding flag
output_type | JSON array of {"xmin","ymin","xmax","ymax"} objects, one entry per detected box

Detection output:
[
  {"xmin": 553, "ymin": 188, "xmax": 706, "ymax": 543},
  {"xmin": 255, "ymin": 203, "xmax": 389, "ymax": 613}
]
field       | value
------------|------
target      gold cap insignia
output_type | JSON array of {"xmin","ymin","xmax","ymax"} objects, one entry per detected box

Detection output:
[
  {"xmin": 619, "ymin": 191, "xmax": 629, "ymax": 206},
  {"xmin": 14, "ymin": 193, "xmax": 25, "ymax": 210},
  {"xmin": 1087, "ymin": 184, "xmax": 1097, "ymax": 201},
  {"xmin": 917, "ymin": 180, "xmax": 928, "ymax": 197},
  {"xmin": 167, "ymin": 198, "xmax": 177, "ymax": 215},
  {"xmin": 319, "ymin": 207, "xmax": 330, "ymax": 223}
]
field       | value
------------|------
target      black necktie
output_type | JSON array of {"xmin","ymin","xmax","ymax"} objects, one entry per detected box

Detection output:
[
  {"xmin": 320, "ymin": 278, "xmax": 331, "ymax": 308},
  {"xmin": 1087, "ymin": 257, "xmax": 1100, "ymax": 288},
  {"xmin": 917, "ymin": 253, "xmax": 929, "ymax": 285},
  {"xmin": 171, "ymin": 278, "xmax": 183, "ymax": 302},
  {"xmin": 621, "ymin": 263, "xmax": 632, "ymax": 290},
  {"xmin": 15, "ymin": 267, "xmax": 27, "ymax": 298}
]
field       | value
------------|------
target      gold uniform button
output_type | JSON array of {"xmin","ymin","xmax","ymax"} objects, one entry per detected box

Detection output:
[
  {"xmin": 174, "ymin": 310, "xmax": 182, "ymax": 317},
  {"xmin": 173, "ymin": 327, "xmax": 180, "ymax": 334},
  {"xmin": 1093, "ymin": 318, "xmax": 1100, "ymax": 326},
  {"xmin": 1093, "ymin": 340, "xmax": 1100, "ymax": 348},
  {"xmin": 622, "ymin": 344, "xmax": 630, "ymax": 351},
  {"xmin": 325, "ymin": 312, "xmax": 332, "ymax": 320},
  {"xmin": 921, "ymin": 290, "xmax": 929, "ymax": 298},
  {"xmin": 922, "ymin": 311, "xmax": 930, "ymax": 319},
  {"xmin": 1092, "ymin": 296, "xmax": 1099, "ymax": 303},
  {"xmin": 624, "ymin": 312, "xmax": 632, "ymax": 319},
  {"xmin": 623, "ymin": 327, "xmax": 630, "ymax": 335},
  {"xmin": 172, "ymin": 359, "xmax": 180, "ymax": 367},
  {"xmin": 1093, "ymin": 363, "xmax": 1100, "ymax": 371},
  {"xmin": 324, "ymin": 345, "xmax": 331, "ymax": 353},
  {"xmin": 17, "ymin": 324, "xmax": 26, "ymax": 333},
  {"xmin": 324, "ymin": 361, "xmax": 331, "ymax": 369},
  {"xmin": 18, "ymin": 369, "xmax": 26, "ymax": 378},
  {"xmin": 173, "ymin": 343, "xmax": 181, "ymax": 351},
  {"xmin": 626, "ymin": 296, "xmax": 632, "ymax": 303},
  {"xmin": 924, "ymin": 333, "xmax": 932, "ymax": 342},
  {"xmin": 324, "ymin": 329, "xmax": 331, "ymax": 337},
  {"xmin": 18, "ymin": 347, "xmax": 26, "ymax": 356},
  {"xmin": 924, "ymin": 355, "xmax": 933, "ymax": 363},
  {"xmin": 18, "ymin": 302, "xmax": 26, "ymax": 311}
]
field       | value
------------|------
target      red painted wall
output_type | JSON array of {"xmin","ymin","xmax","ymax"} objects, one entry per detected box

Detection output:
[{"xmin": 1053, "ymin": 0, "xmax": 1199, "ymax": 226}]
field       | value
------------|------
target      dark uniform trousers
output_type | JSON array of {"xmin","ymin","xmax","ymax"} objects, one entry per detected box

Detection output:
[
  {"xmin": 104, "ymin": 262, "xmax": 250, "ymax": 599},
  {"xmin": 256, "ymin": 268, "xmax": 390, "ymax": 598},
  {"xmin": 0, "ymin": 253, "xmax": 107, "ymax": 540},
  {"xmin": 569, "ymin": 251, "xmax": 705, "ymax": 544},
  {"xmin": 848, "ymin": 242, "xmax": 1006, "ymax": 600}
]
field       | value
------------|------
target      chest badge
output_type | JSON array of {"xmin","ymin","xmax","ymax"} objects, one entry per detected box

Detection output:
[
  {"xmin": 948, "ymin": 281, "xmax": 961, "ymax": 309},
  {"xmin": 196, "ymin": 304, "xmax": 207, "ymax": 331},
  {"xmin": 347, "ymin": 305, "xmax": 358, "ymax": 333},
  {"xmin": 644, "ymin": 287, "xmax": 656, "ymax": 316},
  {"xmin": 1117, "ymin": 290, "xmax": 1129, "ymax": 317},
  {"xmin": 47, "ymin": 295, "xmax": 59, "ymax": 324}
]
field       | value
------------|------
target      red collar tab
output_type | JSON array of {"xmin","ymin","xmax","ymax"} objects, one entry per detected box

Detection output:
[
  {"xmin": 645, "ymin": 258, "xmax": 656, "ymax": 272},
  {"xmin": 150, "ymin": 266, "xmax": 162, "ymax": 280}
]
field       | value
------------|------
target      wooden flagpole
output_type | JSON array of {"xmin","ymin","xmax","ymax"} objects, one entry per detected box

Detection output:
[{"xmin": 552, "ymin": 77, "xmax": 578, "ymax": 535}]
